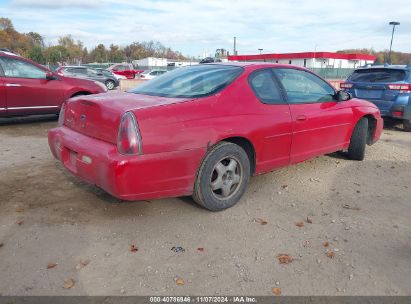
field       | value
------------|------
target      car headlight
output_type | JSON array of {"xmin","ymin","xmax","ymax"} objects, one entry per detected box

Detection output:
[{"xmin": 94, "ymin": 81, "xmax": 108, "ymax": 92}]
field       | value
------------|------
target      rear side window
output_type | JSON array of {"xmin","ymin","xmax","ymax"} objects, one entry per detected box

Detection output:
[
  {"xmin": 349, "ymin": 69, "xmax": 406, "ymax": 83},
  {"xmin": 249, "ymin": 69, "xmax": 284, "ymax": 104}
]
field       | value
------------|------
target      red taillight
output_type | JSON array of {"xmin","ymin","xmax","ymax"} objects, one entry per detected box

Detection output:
[
  {"xmin": 388, "ymin": 84, "xmax": 411, "ymax": 93},
  {"xmin": 117, "ymin": 112, "xmax": 142, "ymax": 155},
  {"xmin": 58, "ymin": 103, "xmax": 65, "ymax": 126},
  {"xmin": 340, "ymin": 82, "xmax": 353, "ymax": 89},
  {"xmin": 392, "ymin": 111, "xmax": 403, "ymax": 117}
]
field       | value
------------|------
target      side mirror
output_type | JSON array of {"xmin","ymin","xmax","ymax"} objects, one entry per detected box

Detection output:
[
  {"xmin": 46, "ymin": 71, "xmax": 55, "ymax": 80},
  {"xmin": 335, "ymin": 90, "xmax": 352, "ymax": 102}
]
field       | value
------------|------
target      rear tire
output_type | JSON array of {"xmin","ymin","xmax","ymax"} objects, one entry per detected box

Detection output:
[
  {"xmin": 403, "ymin": 120, "xmax": 411, "ymax": 132},
  {"xmin": 193, "ymin": 142, "xmax": 250, "ymax": 211},
  {"xmin": 347, "ymin": 118, "xmax": 368, "ymax": 161}
]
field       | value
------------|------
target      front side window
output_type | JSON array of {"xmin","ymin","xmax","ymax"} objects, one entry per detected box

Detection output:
[
  {"xmin": 273, "ymin": 68, "xmax": 335, "ymax": 103},
  {"xmin": 0, "ymin": 57, "xmax": 46, "ymax": 79},
  {"xmin": 249, "ymin": 69, "xmax": 284, "ymax": 104},
  {"xmin": 130, "ymin": 65, "xmax": 243, "ymax": 98}
]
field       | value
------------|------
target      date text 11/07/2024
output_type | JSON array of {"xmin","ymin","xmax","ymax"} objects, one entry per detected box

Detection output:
[{"xmin": 149, "ymin": 296, "xmax": 257, "ymax": 303}]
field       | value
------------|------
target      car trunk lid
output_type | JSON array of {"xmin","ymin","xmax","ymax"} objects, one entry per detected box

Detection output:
[{"xmin": 63, "ymin": 92, "xmax": 191, "ymax": 144}]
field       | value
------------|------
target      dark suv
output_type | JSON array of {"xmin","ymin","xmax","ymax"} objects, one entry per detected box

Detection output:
[
  {"xmin": 56, "ymin": 66, "xmax": 119, "ymax": 90},
  {"xmin": 341, "ymin": 65, "xmax": 411, "ymax": 131}
]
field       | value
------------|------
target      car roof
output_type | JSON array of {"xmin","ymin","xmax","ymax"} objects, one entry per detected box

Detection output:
[
  {"xmin": 60, "ymin": 66, "xmax": 87, "ymax": 68},
  {"xmin": 203, "ymin": 61, "xmax": 315, "ymax": 72},
  {"xmin": 0, "ymin": 50, "xmax": 21, "ymax": 57},
  {"xmin": 355, "ymin": 64, "xmax": 411, "ymax": 71}
]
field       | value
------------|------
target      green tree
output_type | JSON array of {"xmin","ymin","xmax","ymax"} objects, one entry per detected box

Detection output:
[
  {"xmin": 44, "ymin": 45, "xmax": 69, "ymax": 64},
  {"xmin": 27, "ymin": 45, "xmax": 45, "ymax": 64}
]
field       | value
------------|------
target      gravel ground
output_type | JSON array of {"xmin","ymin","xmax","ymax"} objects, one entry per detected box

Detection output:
[{"xmin": 0, "ymin": 116, "xmax": 410, "ymax": 296}]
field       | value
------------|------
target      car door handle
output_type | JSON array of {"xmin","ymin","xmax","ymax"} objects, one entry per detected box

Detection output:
[
  {"xmin": 296, "ymin": 115, "xmax": 307, "ymax": 121},
  {"xmin": 5, "ymin": 83, "xmax": 22, "ymax": 87}
]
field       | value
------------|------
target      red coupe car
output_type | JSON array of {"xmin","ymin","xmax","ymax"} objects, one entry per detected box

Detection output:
[
  {"xmin": 0, "ymin": 50, "xmax": 107, "ymax": 117},
  {"xmin": 48, "ymin": 63, "xmax": 383, "ymax": 211},
  {"xmin": 107, "ymin": 63, "xmax": 144, "ymax": 79}
]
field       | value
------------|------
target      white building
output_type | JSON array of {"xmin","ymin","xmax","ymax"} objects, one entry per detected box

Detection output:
[
  {"xmin": 228, "ymin": 52, "xmax": 376, "ymax": 69},
  {"xmin": 132, "ymin": 57, "xmax": 168, "ymax": 68},
  {"xmin": 132, "ymin": 57, "xmax": 199, "ymax": 68}
]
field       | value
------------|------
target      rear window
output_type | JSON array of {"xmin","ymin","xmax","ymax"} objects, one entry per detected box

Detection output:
[
  {"xmin": 349, "ymin": 69, "xmax": 406, "ymax": 83},
  {"xmin": 130, "ymin": 65, "xmax": 243, "ymax": 98}
]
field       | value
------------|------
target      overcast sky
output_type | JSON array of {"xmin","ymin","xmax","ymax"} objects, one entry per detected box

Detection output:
[{"xmin": 1, "ymin": 0, "xmax": 410, "ymax": 57}]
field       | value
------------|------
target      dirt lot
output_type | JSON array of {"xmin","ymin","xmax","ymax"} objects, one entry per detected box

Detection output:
[{"xmin": 0, "ymin": 116, "xmax": 410, "ymax": 296}]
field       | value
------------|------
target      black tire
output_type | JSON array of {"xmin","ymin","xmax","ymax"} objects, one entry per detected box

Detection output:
[
  {"xmin": 403, "ymin": 120, "xmax": 411, "ymax": 132},
  {"xmin": 347, "ymin": 118, "xmax": 368, "ymax": 161},
  {"xmin": 105, "ymin": 80, "xmax": 116, "ymax": 90},
  {"xmin": 193, "ymin": 142, "xmax": 251, "ymax": 211}
]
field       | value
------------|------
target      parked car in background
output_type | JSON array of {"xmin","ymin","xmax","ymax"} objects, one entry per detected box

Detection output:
[
  {"xmin": 95, "ymin": 68, "xmax": 126, "ymax": 81},
  {"xmin": 0, "ymin": 50, "xmax": 106, "ymax": 117},
  {"xmin": 56, "ymin": 66, "xmax": 119, "ymax": 90},
  {"xmin": 49, "ymin": 63, "xmax": 382, "ymax": 211},
  {"xmin": 139, "ymin": 69, "xmax": 167, "ymax": 79},
  {"xmin": 341, "ymin": 65, "xmax": 411, "ymax": 131},
  {"xmin": 107, "ymin": 63, "xmax": 144, "ymax": 79}
]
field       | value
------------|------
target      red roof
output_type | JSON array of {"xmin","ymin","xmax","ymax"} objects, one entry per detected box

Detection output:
[{"xmin": 228, "ymin": 52, "xmax": 376, "ymax": 61}]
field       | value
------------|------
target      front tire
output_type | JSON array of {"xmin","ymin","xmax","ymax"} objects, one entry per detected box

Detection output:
[
  {"xmin": 403, "ymin": 120, "xmax": 411, "ymax": 132},
  {"xmin": 105, "ymin": 80, "xmax": 116, "ymax": 90},
  {"xmin": 347, "ymin": 118, "xmax": 368, "ymax": 161},
  {"xmin": 193, "ymin": 142, "xmax": 250, "ymax": 211}
]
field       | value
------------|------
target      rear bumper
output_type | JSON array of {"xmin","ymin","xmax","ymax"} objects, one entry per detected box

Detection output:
[
  {"xmin": 365, "ymin": 97, "xmax": 410, "ymax": 121},
  {"xmin": 48, "ymin": 126, "xmax": 206, "ymax": 201}
]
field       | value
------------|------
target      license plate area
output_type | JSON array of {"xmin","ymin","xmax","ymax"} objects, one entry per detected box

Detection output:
[{"xmin": 355, "ymin": 89, "xmax": 383, "ymax": 99}]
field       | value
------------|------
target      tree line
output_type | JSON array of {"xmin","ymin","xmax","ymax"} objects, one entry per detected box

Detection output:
[
  {"xmin": 337, "ymin": 48, "xmax": 411, "ymax": 65},
  {"xmin": 0, "ymin": 17, "xmax": 187, "ymax": 65}
]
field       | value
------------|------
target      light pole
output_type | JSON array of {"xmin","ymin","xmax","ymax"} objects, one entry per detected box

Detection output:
[
  {"xmin": 388, "ymin": 21, "xmax": 400, "ymax": 64},
  {"xmin": 258, "ymin": 48, "xmax": 263, "ymax": 55}
]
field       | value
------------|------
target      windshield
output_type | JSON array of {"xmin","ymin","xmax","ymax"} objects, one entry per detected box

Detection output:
[
  {"xmin": 349, "ymin": 68, "xmax": 407, "ymax": 83},
  {"xmin": 129, "ymin": 65, "xmax": 243, "ymax": 98}
]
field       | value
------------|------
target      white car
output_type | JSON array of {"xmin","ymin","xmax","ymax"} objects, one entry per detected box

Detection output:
[{"xmin": 139, "ymin": 70, "xmax": 167, "ymax": 80}]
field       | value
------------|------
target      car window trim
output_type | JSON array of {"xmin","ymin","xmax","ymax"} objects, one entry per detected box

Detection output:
[
  {"xmin": 247, "ymin": 68, "xmax": 286, "ymax": 105},
  {"xmin": 272, "ymin": 67, "xmax": 337, "ymax": 105},
  {"xmin": 0, "ymin": 61, "xmax": 4, "ymax": 76}
]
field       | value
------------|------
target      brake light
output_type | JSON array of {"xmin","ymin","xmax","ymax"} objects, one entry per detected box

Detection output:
[
  {"xmin": 58, "ymin": 103, "xmax": 65, "ymax": 126},
  {"xmin": 340, "ymin": 82, "xmax": 353, "ymax": 89},
  {"xmin": 117, "ymin": 112, "xmax": 142, "ymax": 155},
  {"xmin": 388, "ymin": 84, "xmax": 411, "ymax": 93}
]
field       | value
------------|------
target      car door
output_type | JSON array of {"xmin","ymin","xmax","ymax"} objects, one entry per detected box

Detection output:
[
  {"xmin": 273, "ymin": 68, "xmax": 353, "ymax": 164},
  {"xmin": 248, "ymin": 68, "xmax": 293, "ymax": 170},
  {"xmin": 0, "ymin": 63, "xmax": 7, "ymax": 116},
  {"xmin": 0, "ymin": 63, "xmax": 6, "ymax": 115},
  {"xmin": 0, "ymin": 56, "xmax": 63, "ymax": 115},
  {"xmin": 86, "ymin": 68, "xmax": 104, "ymax": 82}
]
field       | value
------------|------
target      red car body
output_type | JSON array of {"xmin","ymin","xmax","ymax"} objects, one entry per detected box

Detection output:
[
  {"xmin": 48, "ymin": 63, "xmax": 383, "ymax": 203},
  {"xmin": 0, "ymin": 51, "xmax": 106, "ymax": 117},
  {"xmin": 107, "ymin": 63, "xmax": 144, "ymax": 79}
]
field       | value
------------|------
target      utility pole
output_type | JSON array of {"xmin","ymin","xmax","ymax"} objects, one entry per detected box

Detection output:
[
  {"xmin": 233, "ymin": 37, "xmax": 237, "ymax": 56},
  {"xmin": 388, "ymin": 21, "xmax": 400, "ymax": 64},
  {"xmin": 258, "ymin": 48, "xmax": 263, "ymax": 55}
]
